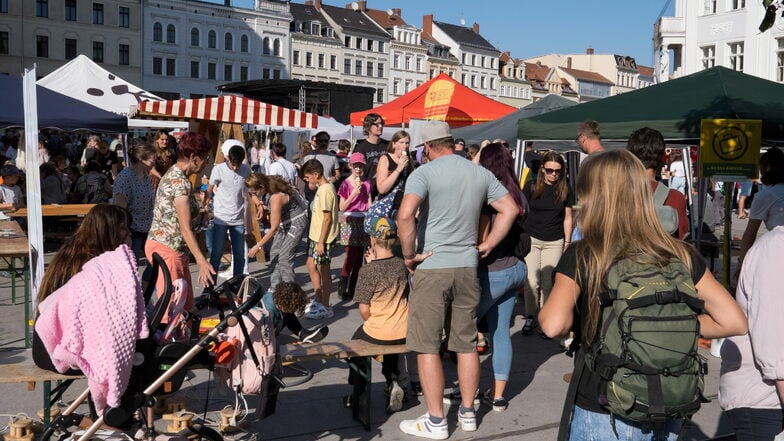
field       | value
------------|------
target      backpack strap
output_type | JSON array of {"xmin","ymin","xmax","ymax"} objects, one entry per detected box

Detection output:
[
  {"xmin": 557, "ymin": 349, "xmax": 587, "ymax": 441},
  {"xmin": 626, "ymin": 290, "xmax": 705, "ymax": 312},
  {"xmin": 653, "ymin": 181, "xmax": 669, "ymax": 206}
]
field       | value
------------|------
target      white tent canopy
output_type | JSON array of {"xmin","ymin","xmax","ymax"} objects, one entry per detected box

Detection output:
[{"xmin": 37, "ymin": 55, "xmax": 186, "ymax": 129}]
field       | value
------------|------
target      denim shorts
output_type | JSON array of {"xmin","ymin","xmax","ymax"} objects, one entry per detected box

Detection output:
[{"xmin": 569, "ymin": 405, "xmax": 683, "ymax": 441}]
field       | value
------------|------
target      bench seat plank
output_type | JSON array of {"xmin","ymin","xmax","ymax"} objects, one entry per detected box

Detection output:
[
  {"xmin": 0, "ymin": 350, "xmax": 84, "ymax": 384},
  {"xmin": 280, "ymin": 340, "xmax": 407, "ymax": 364}
]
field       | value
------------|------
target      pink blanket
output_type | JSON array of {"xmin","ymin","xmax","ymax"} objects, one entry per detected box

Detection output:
[{"xmin": 35, "ymin": 244, "xmax": 148, "ymax": 413}]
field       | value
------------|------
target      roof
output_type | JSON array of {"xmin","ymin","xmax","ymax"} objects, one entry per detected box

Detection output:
[
  {"xmin": 433, "ymin": 20, "xmax": 498, "ymax": 52},
  {"xmin": 290, "ymin": 2, "xmax": 329, "ymax": 23},
  {"xmin": 638, "ymin": 65, "xmax": 654, "ymax": 78},
  {"xmin": 558, "ymin": 67, "xmax": 614, "ymax": 85},
  {"xmin": 320, "ymin": 4, "xmax": 390, "ymax": 38},
  {"xmin": 613, "ymin": 54, "xmax": 638, "ymax": 70},
  {"xmin": 525, "ymin": 62, "xmax": 550, "ymax": 82},
  {"xmin": 364, "ymin": 8, "xmax": 408, "ymax": 30}
]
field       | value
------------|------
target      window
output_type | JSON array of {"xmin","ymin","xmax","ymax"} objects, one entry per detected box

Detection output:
[
  {"xmin": 119, "ymin": 7, "xmax": 129, "ymax": 28},
  {"xmin": 208, "ymin": 30, "xmax": 216, "ymax": 48},
  {"xmin": 153, "ymin": 57, "xmax": 162, "ymax": 75},
  {"xmin": 273, "ymin": 39, "xmax": 281, "ymax": 56},
  {"xmin": 416, "ymin": 57, "xmax": 422, "ymax": 72},
  {"xmin": 293, "ymin": 50, "xmax": 300, "ymax": 65},
  {"xmin": 224, "ymin": 64, "xmax": 232, "ymax": 81},
  {"xmin": 224, "ymin": 33, "xmax": 232, "ymax": 51},
  {"xmin": 481, "ymin": 56, "xmax": 486, "ymax": 67},
  {"xmin": 777, "ymin": 39, "xmax": 784, "ymax": 82},
  {"xmin": 378, "ymin": 41, "xmax": 384, "ymax": 53},
  {"xmin": 701, "ymin": 45, "xmax": 715, "ymax": 70},
  {"xmin": 318, "ymin": 53, "xmax": 324, "ymax": 68},
  {"xmin": 240, "ymin": 35, "xmax": 248, "ymax": 53},
  {"xmin": 37, "ymin": 35, "xmax": 49, "ymax": 57},
  {"xmin": 490, "ymin": 78, "xmax": 496, "ymax": 90},
  {"xmin": 166, "ymin": 58, "xmax": 175, "ymax": 76},
  {"xmin": 207, "ymin": 62, "xmax": 216, "ymax": 79},
  {"xmin": 364, "ymin": 61, "xmax": 372, "ymax": 77},
  {"xmin": 405, "ymin": 80, "xmax": 412, "ymax": 92},
  {"xmin": 330, "ymin": 55, "xmax": 337, "ymax": 70},
  {"xmin": 729, "ymin": 42, "xmax": 744, "ymax": 72},
  {"xmin": 393, "ymin": 80, "xmax": 400, "ymax": 95},
  {"xmin": 262, "ymin": 68, "xmax": 270, "ymax": 79},
  {"xmin": 367, "ymin": 39, "xmax": 373, "ymax": 51},
  {"xmin": 461, "ymin": 73, "xmax": 467, "ymax": 85},
  {"xmin": 153, "ymin": 23, "xmax": 162, "ymax": 42},
  {"xmin": 356, "ymin": 37, "xmax": 362, "ymax": 49},
  {"xmin": 480, "ymin": 77, "xmax": 486, "ymax": 89},
  {"xmin": 166, "ymin": 25, "xmax": 175, "ymax": 43},
  {"xmin": 36, "ymin": 0, "xmax": 48, "ymax": 17},
  {"xmin": 273, "ymin": 69, "xmax": 281, "ymax": 79},
  {"xmin": 393, "ymin": 53, "xmax": 400, "ymax": 69},
  {"xmin": 405, "ymin": 56, "xmax": 411, "ymax": 70},
  {"xmin": 0, "ymin": 32, "xmax": 8, "ymax": 55},
  {"xmin": 704, "ymin": 0, "xmax": 717, "ymax": 14},
  {"xmin": 376, "ymin": 88, "xmax": 383, "ymax": 102},
  {"xmin": 355, "ymin": 60, "xmax": 362, "ymax": 75},
  {"xmin": 344, "ymin": 36, "xmax": 350, "ymax": 47},
  {"xmin": 732, "ymin": 0, "xmax": 745, "ymax": 9},
  {"xmin": 119, "ymin": 44, "xmax": 129, "ymax": 65},
  {"xmin": 311, "ymin": 22, "xmax": 320, "ymax": 35},
  {"xmin": 262, "ymin": 37, "xmax": 270, "ymax": 55},
  {"xmin": 92, "ymin": 3, "xmax": 103, "ymax": 25},
  {"xmin": 305, "ymin": 52, "xmax": 313, "ymax": 67},
  {"xmin": 65, "ymin": 0, "xmax": 76, "ymax": 21},
  {"xmin": 471, "ymin": 54, "xmax": 476, "ymax": 66},
  {"xmin": 92, "ymin": 41, "xmax": 103, "ymax": 63},
  {"xmin": 377, "ymin": 63, "xmax": 383, "ymax": 77},
  {"xmin": 344, "ymin": 58, "xmax": 351, "ymax": 74},
  {"xmin": 191, "ymin": 28, "xmax": 199, "ymax": 46},
  {"xmin": 190, "ymin": 61, "xmax": 199, "ymax": 78},
  {"xmin": 240, "ymin": 66, "xmax": 248, "ymax": 81},
  {"xmin": 0, "ymin": 0, "xmax": 7, "ymax": 13},
  {"xmin": 500, "ymin": 85, "xmax": 506, "ymax": 96},
  {"xmin": 471, "ymin": 75, "xmax": 477, "ymax": 88}
]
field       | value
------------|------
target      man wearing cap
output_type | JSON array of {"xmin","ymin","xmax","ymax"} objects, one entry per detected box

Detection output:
[{"xmin": 397, "ymin": 121, "xmax": 519, "ymax": 439}]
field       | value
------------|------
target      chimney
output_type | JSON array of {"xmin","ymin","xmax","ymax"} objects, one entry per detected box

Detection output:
[
  {"xmin": 393, "ymin": 8, "xmax": 402, "ymax": 16},
  {"xmin": 566, "ymin": 56, "xmax": 572, "ymax": 68},
  {"xmin": 472, "ymin": 22, "xmax": 480, "ymax": 33},
  {"xmin": 586, "ymin": 47, "xmax": 594, "ymax": 55},
  {"xmin": 305, "ymin": 0, "xmax": 313, "ymax": 4},
  {"xmin": 224, "ymin": 0, "xmax": 230, "ymax": 6},
  {"xmin": 357, "ymin": 0, "xmax": 367, "ymax": 10},
  {"xmin": 314, "ymin": 0, "xmax": 321, "ymax": 10},
  {"xmin": 423, "ymin": 14, "xmax": 433, "ymax": 35}
]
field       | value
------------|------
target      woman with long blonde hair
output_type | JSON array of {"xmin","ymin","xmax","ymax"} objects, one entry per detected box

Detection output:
[{"xmin": 539, "ymin": 149, "xmax": 747, "ymax": 440}]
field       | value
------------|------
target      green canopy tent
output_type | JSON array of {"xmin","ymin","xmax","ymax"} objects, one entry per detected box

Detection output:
[{"xmin": 517, "ymin": 66, "xmax": 784, "ymax": 145}]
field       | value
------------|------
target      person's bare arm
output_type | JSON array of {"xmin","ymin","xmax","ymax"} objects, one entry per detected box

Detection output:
[
  {"xmin": 375, "ymin": 155, "xmax": 398, "ymax": 195},
  {"xmin": 248, "ymin": 193, "xmax": 285, "ymax": 256},
  {"xmin": 175, "ymin": 194, "xmax": 215, "ymax": 288},
  {"xmin": 477, "ymin": 193, "xmax": 517, "ymax": 258},
  {"xmin": 695, "ymin": 269, "xmax": 748, "ymax": 339},
  {"xmin": 398, "ymin": 193, "xmax": 431, "ymax": 272},
  {"xmin": 539, "ymin": 272, "xmax": 580, "ymax": 339},
  {"xmin": 358, "ymin": 303, "xmax": 371, "ymax": 321},
  {"xmin": 563, "ymin": 206, "xmax": 573, "ymax": 249}
]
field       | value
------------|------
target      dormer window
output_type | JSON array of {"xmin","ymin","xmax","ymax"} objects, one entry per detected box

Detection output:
[
  {"xmin": 311, "ymin": 22, "xmax": 321, "ymax": 36},
  {"xmin": 295, "ymin": 22, "xmax": 302, "ymax": 32}
]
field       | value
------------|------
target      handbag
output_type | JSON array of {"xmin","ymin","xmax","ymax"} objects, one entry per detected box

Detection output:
[{"xmin": 364, "ymin": 176, "xmax": 405, "ymax": 234}]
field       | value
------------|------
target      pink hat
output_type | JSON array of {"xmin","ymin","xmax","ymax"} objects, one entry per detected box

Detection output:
[{"xmin": 349, "ymin": 152, "xmax": 366, "ymax": 164}]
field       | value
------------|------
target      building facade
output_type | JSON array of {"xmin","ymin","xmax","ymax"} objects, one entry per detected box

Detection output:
[
  {"xmin": 289, "ymin": 1, "xmax": 343, "ymax": 85},
  {"xmin": 143, "ymin": 0, "xmax": 291, "ymax": 99},
  {"xmin": 498, "ymin": 52, "xmax": 533, "ymax": 107},
  {"xmin": 0, "ymin": 0, "xmax": 143, "ymax": 82},
  {"xmin": 654, "ymin": 0, "xmax": 784, "ymax": 83}
]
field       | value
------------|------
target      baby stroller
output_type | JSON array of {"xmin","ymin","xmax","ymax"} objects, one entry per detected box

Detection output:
[{"xmin": 39, "ymin": 254, "xmax": 266, "ymax": 441}]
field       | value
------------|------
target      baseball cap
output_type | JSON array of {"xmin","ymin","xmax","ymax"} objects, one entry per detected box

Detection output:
[
  {"xmin": 419, "ymin": 120, "xmax": 451, "ymax": 144},
  {"xmin": 0, "ymin": 164, "xmax": 21, "ymax": 177},
  {"xmin": 349, "ymin": 152, "xmax": 366, "ymax": 165},
  {"xmin": 367, "ymin": 216, "xmax": 397, "ymax": 240},
  {"xmin": 221, "ymin": 139, "xmax": 244, "ymax": 158}
]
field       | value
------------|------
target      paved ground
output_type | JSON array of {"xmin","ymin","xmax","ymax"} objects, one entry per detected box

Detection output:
[{"xmin": 0, "ymin": 214, "xmax": 757, "ymax": 440}]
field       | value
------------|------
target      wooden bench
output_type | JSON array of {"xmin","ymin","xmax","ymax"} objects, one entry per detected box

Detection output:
[
  {"xmin": 278, "ymin": 340, "xmax": 408, "ymax": 431},
  {"xmin": 0, "ymin": 350, "xmax": 84, "ymax": 427}
]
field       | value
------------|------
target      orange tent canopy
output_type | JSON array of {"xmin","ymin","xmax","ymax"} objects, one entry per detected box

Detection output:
[{"xmin": 350, "ymin": 73, "xmax": 516, "ymax": 127}]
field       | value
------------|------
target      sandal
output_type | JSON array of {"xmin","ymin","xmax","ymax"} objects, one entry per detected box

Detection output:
[{"xmin": 522, "ymin": 316, "xmax": 535, "ymax": 335}]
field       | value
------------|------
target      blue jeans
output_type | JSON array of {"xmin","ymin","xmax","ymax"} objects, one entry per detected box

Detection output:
[
  {"xmin": 477, "ymin": 260, "xmax": 527, "ymax": 381},
  {"xmin": 725, "ymin": 407, "xmax": 784, "ymax": 441},
  {"xmin": 569, "ymin": 406, "xmax": 683, "ymax": 441},
  {"xmin": 206, "ymin": 223, "xmax": 246, "ymax": 282}
]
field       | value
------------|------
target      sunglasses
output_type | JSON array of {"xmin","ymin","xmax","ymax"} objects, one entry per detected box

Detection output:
[{"xmin": 543, "ymin": 167, "xmax": 563, "ymax": 175}]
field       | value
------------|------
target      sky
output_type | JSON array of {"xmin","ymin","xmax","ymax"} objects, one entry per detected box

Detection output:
[{"xmin": 228, "ymin": 0, "xmax": 676, "ymax": 67}]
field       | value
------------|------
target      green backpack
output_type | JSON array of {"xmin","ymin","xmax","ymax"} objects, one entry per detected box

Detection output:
[{"xmin": 585, "ymin": 258, "xmax": 707, "ymax": 424}]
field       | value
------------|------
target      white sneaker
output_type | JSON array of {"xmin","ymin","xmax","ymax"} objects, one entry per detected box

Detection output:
[
  {"xmin": 386, "ymin": 380, "xmax": 404, "ymax": 413},
  {"xmin": 399, "ymin": 413, "xmax": 448, "ymax": 440},
  {"xmin": 303, "ymin": 300, "xmax": 324, "ymax": 319},
  {"xmin": 304, "ymin": 302, "xmax": 333, "ymax": 320},
  {"xmin": 457, "ymin": 408, "xmax": 477, "ymax": 432},
  {"xmin": 304, "ymin": 299, "xmax": 318, "ymax": 314}
]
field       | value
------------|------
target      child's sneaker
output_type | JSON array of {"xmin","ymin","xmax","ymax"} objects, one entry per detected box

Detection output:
[
  {"xmin": 457, "ymin": 407, "xmax": 477, "ymax": 432},
  {"xmin": 442, "ymin": 386, "xmax": 480, "ymax": 409},
  {"xmin": 399, "ymin": 413, "xmax": 448, "ymax": 440},
  {"xmin": 481, "ymin": 389, "xmax": 508, "ymax": 412},
  {"xmin": 386, "ymin": 380, "xmax": 404, "ymax": 413},
  {"xmin": 299, "ymin": 325, "xmax": 329, "ymax": 343},
  {"xmin": 410, "ymin": 381, "xmax": 423, "ymax": 396}
]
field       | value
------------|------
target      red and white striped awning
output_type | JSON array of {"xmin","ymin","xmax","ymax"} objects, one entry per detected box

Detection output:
[{"xmin": 131, "ymin": 95, "xmax": 318, "ymax": 129}]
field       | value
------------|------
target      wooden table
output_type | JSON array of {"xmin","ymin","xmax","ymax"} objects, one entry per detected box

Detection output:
[
  {"xmin": 11, "ymin": 204, "xmax": 95, "ymax": 217},
  {"xmin": 0, "ymin": 220, "xmax": 31, "ymax": 347}
]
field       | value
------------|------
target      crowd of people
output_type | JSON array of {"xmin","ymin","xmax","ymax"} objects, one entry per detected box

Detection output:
[{"xmin": 15, "ymin": 113, "xmax": 784, "ymax": 441}]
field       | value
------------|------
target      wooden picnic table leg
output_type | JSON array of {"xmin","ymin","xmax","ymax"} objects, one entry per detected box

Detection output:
[
  {"xmin": 24, "ymin": 256, "xmax": 30, "ymax": 348},
  {"xmin": 43, "ymin": 380, "xmax": 52, "ymax": 427},
  {"xmin": 10, "ymin": 256, "xmax": 16, "ymax": 303}
]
